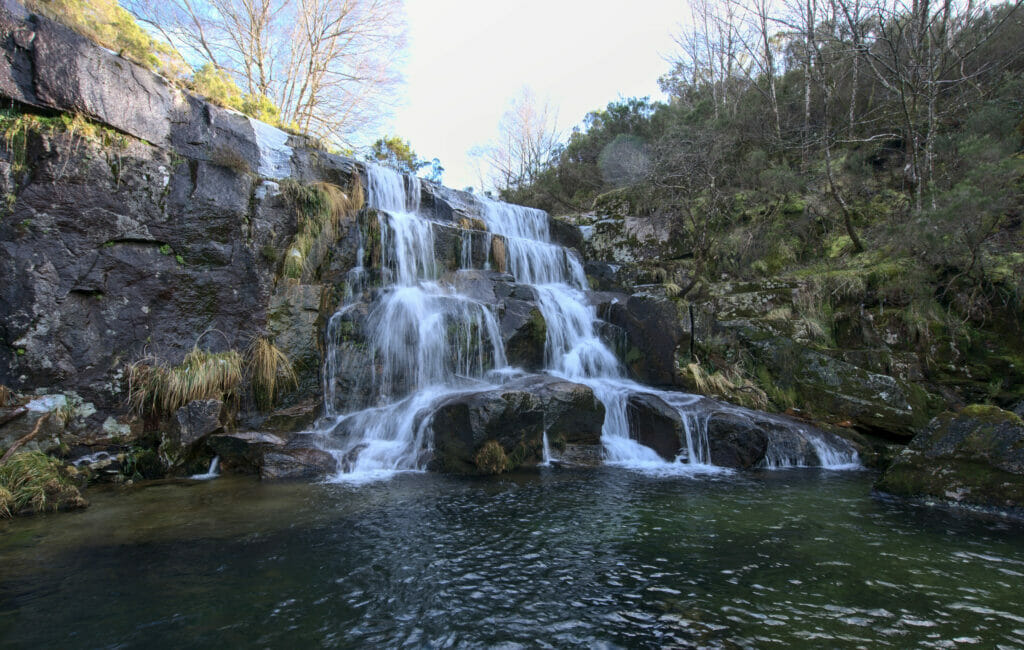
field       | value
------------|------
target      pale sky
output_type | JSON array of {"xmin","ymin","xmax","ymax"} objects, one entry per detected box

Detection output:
[{"xmin": 390, "ymin": 1, "xmax": 686, "ymax": 191}]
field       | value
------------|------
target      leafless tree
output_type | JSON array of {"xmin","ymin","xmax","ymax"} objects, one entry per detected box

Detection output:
[
  {"xmin": 482, "ymin": 87, "xmax": 562, "ymax": 191},
  {"xmin": 837, "ymin": 0, "xmax": 1022, "ymax": 211},
  {"xmin": 126, "ymin": 0, "xmax": 406, "ymax": 145}
]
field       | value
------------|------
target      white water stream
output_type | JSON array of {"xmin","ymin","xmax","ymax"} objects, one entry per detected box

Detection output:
[{"xmin": 320, "ymin": 165, "xmax": 857, "ymax": 478}]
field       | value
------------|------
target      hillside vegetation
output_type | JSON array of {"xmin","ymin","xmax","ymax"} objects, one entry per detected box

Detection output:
[{"xmin": 503, "ymin": 0, "xmax": 1024, "ymax": 411}]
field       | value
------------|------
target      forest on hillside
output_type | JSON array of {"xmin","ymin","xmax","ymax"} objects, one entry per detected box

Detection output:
[{"xmin": 496, "ymin": 0, "xmax": 1023, "ymax": 340}]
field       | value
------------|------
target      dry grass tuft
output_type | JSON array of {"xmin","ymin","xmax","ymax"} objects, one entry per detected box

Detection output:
[
  {"xmin": 687, "ymin": 362, "xmax": 735, "ymax": 395},
  {"xmin": 0, "ymin": 385, "xmax": 12, "ymax": 407},
  {"xmin": 685, "ymin": 361, "xmax": 768, "ymax": 410},
  {"xmin": 474, "ymin": 440, "xmax": 510, "ymax": 475},
  {"xmin": 246, "ymin": 336, "xmax": 298, "ymax": 410},
  {"xmin": 280, "ymin": 177, "xmax": 364, "ymax": 281},
  {"xmin": 127, "ymin": 346, "xmax": 243, "ymax": 415},
  {"xmin": 0, "ymin": 451, "xmax": 87, "ymax": 518}
]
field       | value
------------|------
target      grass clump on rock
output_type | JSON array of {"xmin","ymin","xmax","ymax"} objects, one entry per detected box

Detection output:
[
  {"xmin": 280, "ymin": 179, "xmax": 364, "ymax": 280},
  {"xmin": 0, "ymin": 451, "xmax": 87, "ymax": 518},
  {"xmin": 127, "ymin": 346, "xmax": 243, "ymax": 415},
  {"xmin": 474, "ymin": 440, "xmax": 510, "ymax": 475},
  {"xmin": 246, "ymin": 336, "xmax": 298, "ymax": 410}
]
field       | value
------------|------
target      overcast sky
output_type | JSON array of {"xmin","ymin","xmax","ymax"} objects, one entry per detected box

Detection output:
[{"xmin": 389, "ymin": 0, "xmax": 686, "ymax": 190}]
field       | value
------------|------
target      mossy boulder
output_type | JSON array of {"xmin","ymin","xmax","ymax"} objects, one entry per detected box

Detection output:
[
  {"xmin": 604, "ymin": 293, "xmax": 687, "ymax": 386},
  {"xmin": 744, "ymin": 333, "xmax": 939, "ymax": 439},
  {"xmin": 428, "ymin": 375, "xmax": 604, "ymax": 475},
  {"xmin": 875, "ymin": 405, "xmax": 1024, "ymax": 511}
]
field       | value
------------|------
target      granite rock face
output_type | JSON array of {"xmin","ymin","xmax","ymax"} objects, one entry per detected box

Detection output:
[
  {"xmin": 428, "ymin": 375, "xmax": 605, "ymax": 475},
  {"xmin": 876, "ymin": 405, "xmax": 1024, "ymax": 511}
]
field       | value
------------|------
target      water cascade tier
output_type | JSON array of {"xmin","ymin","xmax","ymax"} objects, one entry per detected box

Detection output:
[{"xmin": 317, "ymin": 165, "xmax": 857, "ymax": 478}]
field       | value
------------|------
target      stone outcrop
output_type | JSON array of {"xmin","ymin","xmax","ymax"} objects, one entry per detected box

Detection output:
[
  {"xmin": 206, "ymin": 430, "xmax": 338, "ymax": 479},
  {"xmin": 623, "ymin": 392, "xmax": 852, "ymax": 469},
  {"xmin": 428, "ymin": 375, "xmax": 605, "ymax": 475},
  {"xmin": 875, "ymin": 405, "xmax": 1024, "ymax": 511}
]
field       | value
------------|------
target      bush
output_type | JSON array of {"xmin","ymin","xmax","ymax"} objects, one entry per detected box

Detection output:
[{"xmin": 24, "ymin": 0, "xmax": 179, "ymax": 74}]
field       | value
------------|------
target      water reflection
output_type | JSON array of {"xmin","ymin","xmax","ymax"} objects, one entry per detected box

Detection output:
[{"xmin": 1, "ymin": 469, "xmax": 1022, "ymax": 648}]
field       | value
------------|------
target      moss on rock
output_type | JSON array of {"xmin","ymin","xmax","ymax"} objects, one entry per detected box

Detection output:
[{"xmin": 876, "ymin": 405, "xmax": 1024, "ymax": 511}]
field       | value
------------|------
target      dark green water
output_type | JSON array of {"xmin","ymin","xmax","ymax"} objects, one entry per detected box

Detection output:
[{"xmin": 1, "ymin": 468, "xmax": 1023, "ymax": 648}]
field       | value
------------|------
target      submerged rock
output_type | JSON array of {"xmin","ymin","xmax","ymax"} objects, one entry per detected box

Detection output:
[
  {"xmin": 623, "ymin": 393, "xmax": 854, "ymax": 469},
  {"xmin": 428, "ymin": 375, "xmax": 604, "ymax": 475},
  {"xmin": 876, "ymin": 405, "xmax": 1024, "ymax": 511}
]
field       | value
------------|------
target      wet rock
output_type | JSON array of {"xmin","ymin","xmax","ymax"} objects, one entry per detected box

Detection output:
[
  {"xmin": 605, "ymin": 294, "xmax": 686, "ymax": 386},
  {"xmin": 267, "ymin": 284, "xmax": 325, "ymax": 402},
  {"xmin": 876, "ymin": 405, "xmax": 1024, "ymax": 510},
  {"xmin": 207, "ymin": 431, "xmax": 287, "ymax": 474},
  {"xmin": 432, "ymin": 222, "xmax": 490, "ymax": 271},
  {"xmin": 260, "ymin": 436, "xmax": 338, "ymax": 480},
  {"xmin": 494, "ymin": 282, "xmax": 548, "ymax": 371},
  {"xmin": 626, "ymin": 393, "xmax": 684, "ymax": 461},
  {"xmin": 451, "ymin": 269, "xmax": 499, "ymax": 305},
  {"xmin": 549, "ymin": 217, "xmax": 584, "ymax": 254},
  {"xmin": 704, "ymin": 411, "xmax": 770, "ymax": 469},
  {"xmin": 504, "ymin": 306, "xmax": 547, "ymax": 371},
  {"xmin": 428, "ymin": 375, "xmax": 604, "ymax": 475}
]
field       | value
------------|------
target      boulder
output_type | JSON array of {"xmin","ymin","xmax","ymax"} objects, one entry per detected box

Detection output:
[
  {"xmin": 876, "ymin": 405, "xmax": 1024, "ymax": 510},
  {"xmin": 626, "ymin": 393, "xmax": 684, "ymax": 461},
  {"xmin": 170, "ymin": 399, "xmax": 224, "ymax": 447},
  {"xmin": 157, "ymin": 399, "xmax": 223, "ymax": 471},
  {"xmin": 580, "ymin": 212, "xmax": 688, "ymax": 264},
  {"xmin": 428, "ymin": 375, "xmax": 604, "ymax": 475},
  {"xmin": 0, "ymin": 394, "xmax": 68, "ymax": 455},
  {"xmin": 207, "ymin": 431, "xmax": 287, "ymax": 474},
  {"xmin": 704, "ymin": 411, "xmax": 770, "ymax": 469},
  {"xmin": 260, "ymin": 398, "xmax": 322, "ymax": 433},
  {"xmin": 260, "ymin": 436, "xmax": 338, "ymax": 480},
  {"xmin": 605, "ymin": 293, "xmax": 686, "ymax": 386}
]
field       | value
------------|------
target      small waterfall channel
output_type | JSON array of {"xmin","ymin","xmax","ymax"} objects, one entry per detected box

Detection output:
[{"xmin": 318, "ymin": 165, "xmax": 857, "ymax": 478}]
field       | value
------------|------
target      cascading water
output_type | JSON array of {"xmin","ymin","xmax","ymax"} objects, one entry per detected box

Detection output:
[
  {"xmin": 478, "ymin": 200, "xmax": 721, "ymax": 469},
  {"xmin": 320, "ymin": 165, "xmax": 507, "ymax": 477},
  {"xmin": 319, "ymin": 164, "xmax": 857, "ymax": 478}
]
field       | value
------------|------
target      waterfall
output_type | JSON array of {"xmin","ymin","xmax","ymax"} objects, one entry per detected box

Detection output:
[
  {"xmin": 321, "ymin": 165, "xmax": 508, "ymax": 477},
  {"xmin": 190, "ymin": 456, "xmax": 220, "ymax": 480},
  {"xmin": 319, "ymin": 164, "xmax": 857, "ymax": 477}
]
